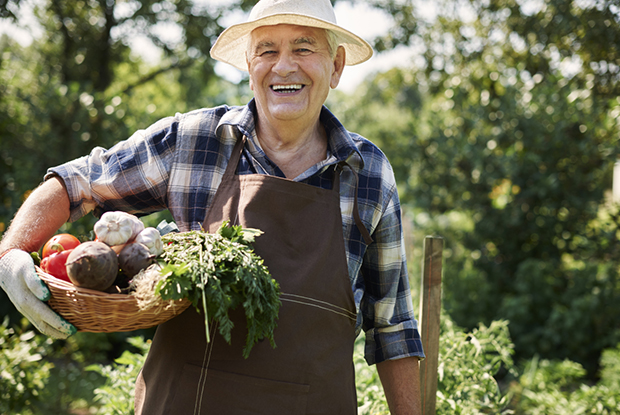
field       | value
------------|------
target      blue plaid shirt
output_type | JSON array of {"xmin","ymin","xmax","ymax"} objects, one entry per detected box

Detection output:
[{"xmin": 47, "ymin": 100, "xmax": 424, "ymax": 365}]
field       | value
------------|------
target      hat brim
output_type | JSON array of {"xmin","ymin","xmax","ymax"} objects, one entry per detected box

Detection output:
[{"xmin": 210, "ymin": 13, "xmax": 374, "ymax": 72}]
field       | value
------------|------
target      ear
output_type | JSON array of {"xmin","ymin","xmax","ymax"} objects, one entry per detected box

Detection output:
[
  {"xmin": 330, "ymin": 46, "xmax": 346, "ymax": 89},
  {"xmin": 246, "ymin": 53, "xmax": 254, "ymax": 91}
]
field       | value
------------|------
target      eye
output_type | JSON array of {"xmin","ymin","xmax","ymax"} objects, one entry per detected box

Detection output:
[
  {"xmin": 296, "ymin": 48, "xmax": 313, "ymax": 55},
  {"xmin": 257, "ymin": 50, "xmax": 277, "ymax": 57}
]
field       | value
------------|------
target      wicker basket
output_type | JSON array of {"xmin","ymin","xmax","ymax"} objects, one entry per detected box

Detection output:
[{"xmin": 37, "ymin": 267, "xmax": 191, "ymax": 333}]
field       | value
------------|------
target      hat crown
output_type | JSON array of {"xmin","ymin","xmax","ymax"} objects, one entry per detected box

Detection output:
[{"xmin": 250, "ymin": 0, "xmax": 338, "ymax": 25}]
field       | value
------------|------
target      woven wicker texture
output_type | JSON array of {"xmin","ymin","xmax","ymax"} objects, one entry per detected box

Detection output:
[{"xmin": 37, "ymin": 267, "xmax": 191, "ymax": 333}]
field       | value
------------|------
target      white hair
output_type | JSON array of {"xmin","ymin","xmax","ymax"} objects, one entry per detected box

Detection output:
[{"xmin": 324, "ymin": 29, "xmax": 339, "ymax": 58}]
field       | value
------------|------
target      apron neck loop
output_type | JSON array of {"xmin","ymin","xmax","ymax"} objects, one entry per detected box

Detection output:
[
  {"xmin": 334, "ymin": 162, "xmax": 374, "ymax": 245},
  {"xmin": 221, "ymin": 132, "xmax": 374, "ymax": 246},
  {"xmin": 223, "ymin": 130, "xmax": 246, "ymax": 179},
  {"xmin": 332, "ymin": 163, "xmax": 343, "ymax": 193}
]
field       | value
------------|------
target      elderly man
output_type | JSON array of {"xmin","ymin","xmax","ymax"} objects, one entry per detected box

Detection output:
[{"xmin": 0, "ymin": 0, "xmax": 424, "ymax": 413}]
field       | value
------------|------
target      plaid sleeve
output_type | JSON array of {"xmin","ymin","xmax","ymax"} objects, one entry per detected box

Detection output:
[
  {"xmin": 360, "ymin": 163, "xmax": 425, "ymax": 365},
  {"xmin": 45, "ymin": 116, "xmax": 178, "ymax": 221}
]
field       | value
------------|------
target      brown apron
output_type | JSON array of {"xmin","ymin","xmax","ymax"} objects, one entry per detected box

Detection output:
[{"xmin": 135, "ymin": 133, "xmax": 368, "ymax": 414}]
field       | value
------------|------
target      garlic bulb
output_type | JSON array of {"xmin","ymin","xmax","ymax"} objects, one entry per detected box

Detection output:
[
  {"xmin": 94, "ymin": 211, "xmax": 145, "ymax": 246},
  {"xmin": 134, "ymin": 227, "xmax": 163, "ymax": 256}
]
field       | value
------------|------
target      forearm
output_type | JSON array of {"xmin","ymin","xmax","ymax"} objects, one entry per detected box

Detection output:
[
  {"xmin": 0, "ymin": 177, "xmax": 71, "ymax": 254},
  {"xmin": 377, "ymin": 356, "xmax": 422, "ymax": 415}
]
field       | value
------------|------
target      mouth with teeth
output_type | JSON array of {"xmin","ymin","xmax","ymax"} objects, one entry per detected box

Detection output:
[{"xmin": 271, "ymin": 84, "xmax": 304, "ymax": 93}]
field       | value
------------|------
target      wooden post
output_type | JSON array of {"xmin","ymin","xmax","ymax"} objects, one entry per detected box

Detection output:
[{"xmin": 419, "ymin": 236, "xmax": 443, "ymax": 415}]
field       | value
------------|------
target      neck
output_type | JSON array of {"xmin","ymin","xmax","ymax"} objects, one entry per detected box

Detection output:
[{"xmin": 255, "ymin": 115, "xmax": 328, "ymax": 179}]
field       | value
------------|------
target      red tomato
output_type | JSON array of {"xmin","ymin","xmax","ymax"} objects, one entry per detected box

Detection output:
[
  {"xmin": 41, "ymin": 249, "xmax": 73, "ymax": 283},
  {"xmin": 41, "ymin": 234, "xmax": 81, "ymax": 259}
]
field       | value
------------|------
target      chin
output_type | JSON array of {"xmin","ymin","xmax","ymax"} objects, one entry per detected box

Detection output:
[{"xmin": 267, "ymin": 105, "xmax": 308, "ymax": 121}]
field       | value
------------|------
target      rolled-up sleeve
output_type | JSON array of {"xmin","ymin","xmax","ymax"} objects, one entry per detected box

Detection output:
[
  {"xmin": 361, "ymin": 183, "xmax": 425, "ymax": 365},
  {"xmin": 45, "ymin": 117, "xmax": 178, "ymax": 221}
]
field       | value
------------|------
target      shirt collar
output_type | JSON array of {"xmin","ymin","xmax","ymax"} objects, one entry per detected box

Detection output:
[
  {"xmin": 216, "ymin": 99, "xmax": 365, "ymax": 169},
  {"xmin": 318, "ymin": 105, "xmax": 364, "ymax": 169}
]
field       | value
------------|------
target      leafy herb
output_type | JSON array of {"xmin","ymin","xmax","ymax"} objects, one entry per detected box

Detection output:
[{"xmin": 155, "ymin": 222, "xmax": 280, "ymax": 358}]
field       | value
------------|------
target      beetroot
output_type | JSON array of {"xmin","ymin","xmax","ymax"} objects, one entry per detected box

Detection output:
[
  {"xmin": 66, "ymin": 241, "xmax": 119, "ymax": 291},
  {"xmin": 119, "ymin": 243, "xmax": 156, "ymax": 278}
]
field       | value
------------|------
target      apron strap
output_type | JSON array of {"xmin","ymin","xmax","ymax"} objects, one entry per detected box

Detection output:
[
  {"xmin": 222, "ymin": 128, "xmax": 246, "ymax": 180},
  {"xmin": 334, "ymin": 162, "xmax": 374, "ymax": 245}
]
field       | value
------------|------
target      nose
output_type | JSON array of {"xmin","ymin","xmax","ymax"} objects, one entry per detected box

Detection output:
[{"xmin": 272, "ymin": 50, "xmax": 298, "ymax": 77}]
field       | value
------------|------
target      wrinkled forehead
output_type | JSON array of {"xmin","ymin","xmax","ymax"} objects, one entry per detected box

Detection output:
[{"xmin": 249, "ymin": 24, "xmax": 328, "ymax": 47}]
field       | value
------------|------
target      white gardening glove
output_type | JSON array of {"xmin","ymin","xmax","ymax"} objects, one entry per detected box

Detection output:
[{"xmin": 0, "ymin": 249, "xmax": 76, "ymax": 338}]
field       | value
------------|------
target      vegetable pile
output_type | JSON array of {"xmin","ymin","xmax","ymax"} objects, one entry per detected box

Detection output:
[
  {"xmin": 39, "ymin": 211, "xmax": 162, "ymax": 292},
  {"xmin": 37, "ymin": 211, "xmax": 281, "ymax": 358}
]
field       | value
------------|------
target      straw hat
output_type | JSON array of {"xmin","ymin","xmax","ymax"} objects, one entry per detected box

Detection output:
[{"xmin": 210, "ymin": 0, "xmax": 374, "ymax": 72}]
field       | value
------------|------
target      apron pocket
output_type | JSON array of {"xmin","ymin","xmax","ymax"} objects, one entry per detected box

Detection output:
[{"xmin": 169, "ymin": 363, "xmax": 310, "ymax": 414}]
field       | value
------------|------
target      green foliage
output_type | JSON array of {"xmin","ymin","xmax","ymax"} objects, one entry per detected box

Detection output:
[
  {"xmin": 498, "ymin": 257, "xmax": 620, "ymax": 373},
  {"xmin": 0, "ymin": 311, "xmax": 152, "ymax": 413},
  {"xmin": 599, "ymin": 343, "xmax": 620, "ymax": 390},
  {"xmin": 87, "ymin": 336, "xmax": 151, "ymax": 415},
  {"xmin": 3, "ymin": 313, "xmax": 620, "ymax": 414},
  {"xmin": 32, "ymin": 332, "xmax": 106, "ymax": 414},
  {"xmin": 510, "ymin": 351, "xmax": 620, "ymax": 414},
  {"xmin": 435, "ymin": 317, "xmax": 514, "ymax": 414},
  {"xmin": 0, "ymin": 318, "xmax": 53, "ymax": 414},
  {"xmin": 355, "ymin": 313, "xmax": 620, "ymax": 414},
  {"xmin": 0, "ymin": 321, "xmax": 149, "ymax": 415},
  {"xmin": 355, "ymin": 313, "xmax": 515, "ymax": 414}
]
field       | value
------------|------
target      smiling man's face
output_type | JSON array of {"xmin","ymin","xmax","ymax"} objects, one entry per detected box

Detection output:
[{"xmin": 247, "ymin": 24, "xmax": 345, "ymax": 130}]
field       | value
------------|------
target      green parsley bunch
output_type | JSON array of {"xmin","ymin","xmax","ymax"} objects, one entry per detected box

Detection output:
[{"xmin": 156, "ymin": 222, "xmax": 281, "ymax": 358}]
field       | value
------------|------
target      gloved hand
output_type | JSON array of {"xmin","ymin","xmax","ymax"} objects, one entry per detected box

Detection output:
[{"xmin": 0, "ymin": 249, "xmax": 76, "ymax": 338}]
